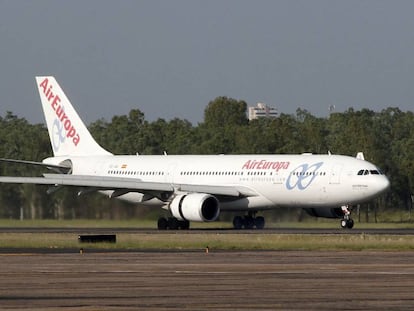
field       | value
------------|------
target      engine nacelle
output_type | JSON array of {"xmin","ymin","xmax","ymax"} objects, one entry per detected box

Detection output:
[
  {"xmin": 304, "ymin": 207, "xmax": 344, "ymax": 219},
  {"xmin": 170, "ymin": 193, "xmax": 220, "ymax": 222}
]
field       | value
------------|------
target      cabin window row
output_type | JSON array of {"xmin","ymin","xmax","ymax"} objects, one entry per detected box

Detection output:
[
  {"xmin": 179, "ymin": 171, "xmax": 279, "ymax": 176},
  {"xmin": 107, "ymin": 170, "xmax": 165, "ymax": 176},
  {"xmin": 180, "ymin": 171, "xmax": 244, "ymax": 176},
  {"xmin": 291, "ymin": 171, "xmax": 327, "ymax": 176}
]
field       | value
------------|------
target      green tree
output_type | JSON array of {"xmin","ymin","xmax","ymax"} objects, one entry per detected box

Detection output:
[
  {"xmin": 295, "ymin": 109, "xmax": 328, "ymax": 154},
  {"xmin": 204, "ymin": 96, "xmax": 248, "ymax": 128},
  {"xmin": 196, "ymin": 97, "xmax": 249, "ymax": 154},
  {"xmin": 0, "ymin": 113, "xmax": 51, "ymax": 218}
]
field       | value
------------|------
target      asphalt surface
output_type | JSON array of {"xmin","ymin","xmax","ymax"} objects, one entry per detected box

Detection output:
[
  {"xmin": 1, "ymin": 250, "xmax": 414, "ymax": 310},
  {"xmin": 1, "ymin": 228, "xmax": 414, "ymax": 310},
  {"xmin": 1, "ymin": 227, "xmax": 414, "ymax": 235}
]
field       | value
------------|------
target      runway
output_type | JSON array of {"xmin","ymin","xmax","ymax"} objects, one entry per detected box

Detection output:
[
  {"xmin": 1, "ymin": 227, "xmax": 414, "ymax": 235},
  {"xmin": 1, "ymin": 250, "xmax": 414, "ymax": 310}
]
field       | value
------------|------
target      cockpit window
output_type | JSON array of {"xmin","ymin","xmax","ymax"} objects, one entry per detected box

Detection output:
[{"xmin": 357, "ymin": 169, "xmax": 384, "ymax": 176}]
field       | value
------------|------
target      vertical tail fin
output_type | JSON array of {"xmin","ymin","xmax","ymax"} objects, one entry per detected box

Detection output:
[{"xmin": 35, "ymin": 76, "xmax": 112, "ymax": 157}]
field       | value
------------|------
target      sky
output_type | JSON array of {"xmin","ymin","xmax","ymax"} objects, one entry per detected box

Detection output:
[{"xmin": 1, "ymin": 0, "xmax": 414, "ymax": 125}]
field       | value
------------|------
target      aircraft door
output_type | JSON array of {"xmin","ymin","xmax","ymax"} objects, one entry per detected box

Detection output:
[
  {"xmin": 166, "ymin": 163, "xmax": 177, "ymax": 184},
  {"xmin": 272, "ymin": 171, "xmax": 284, "ymax": 185},
  {"xmin": 329, "ymin": 164, "xmax": 343, "ymax": 184}
]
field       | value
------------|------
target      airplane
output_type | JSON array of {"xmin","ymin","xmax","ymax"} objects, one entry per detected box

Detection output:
[{"xmin": 0, "ymin": 76, "xmax": 390, "ymax": 229}]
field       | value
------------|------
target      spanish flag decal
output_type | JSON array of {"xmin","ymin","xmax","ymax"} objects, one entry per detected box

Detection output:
[{"xmin": 121, "ymin": 164, "xmax": 127, "ymax": 169}]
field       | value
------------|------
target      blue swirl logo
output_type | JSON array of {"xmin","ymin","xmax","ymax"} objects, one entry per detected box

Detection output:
[
  {"xmin": 52, "ymin": 118, "xmax": 66, "ymax": 152},
  {"xmin": 286, "ymin": 162, "xmax": 324, "ymax": 190}
]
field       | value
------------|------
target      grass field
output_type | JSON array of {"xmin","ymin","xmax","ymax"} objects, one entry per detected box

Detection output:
[
  {"xmin": 0, "ymin": 219, "xmax": 414, "ymax": 251},
  {"xmin": 1, "ymin": 232, "xmax": 414, "ymax": 251}
]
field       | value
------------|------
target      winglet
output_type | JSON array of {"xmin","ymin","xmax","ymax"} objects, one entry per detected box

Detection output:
[{"xmin": 35, "ymin": 76, "xmax": 112, "ymax": 157}]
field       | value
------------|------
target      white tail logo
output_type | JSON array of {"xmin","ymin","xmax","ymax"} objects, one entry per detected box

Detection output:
[
  {"xmin": 38, "ymin": 78, "xmax": 80, "ymax": 148},
  {"xmin": 36, "ymin": 76, "xmax": 111, "ymax": 157}
]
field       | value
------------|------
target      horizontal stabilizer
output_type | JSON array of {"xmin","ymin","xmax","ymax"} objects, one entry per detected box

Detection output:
[{"xmin": 0, "ymin": 158, "xmax": 71, "ymax": 173}]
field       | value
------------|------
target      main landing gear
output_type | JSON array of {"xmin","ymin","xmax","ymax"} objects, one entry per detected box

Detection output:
[
  {"xmin": 232, "ymin": 212, "xmax": 265, "ymax": 230},
  {"xmin": 157, "ymin": 217, "xmax": 190, "ymax": 230},
  {"xmin": 340, "ymin": 205, "xmax": 354, "ymax": 229}
]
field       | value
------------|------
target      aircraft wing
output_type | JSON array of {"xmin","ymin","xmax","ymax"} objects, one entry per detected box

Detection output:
[
  {"xmin": 0, "ymin": 174, "xmax": 257, "ymax": 198},
  {"xmin": 178, "ymin": 184, "xmax": 257, "ymax": 197}
]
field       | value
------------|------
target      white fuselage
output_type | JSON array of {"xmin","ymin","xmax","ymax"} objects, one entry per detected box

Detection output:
[{"xmin": 44, "ymin": 154, "xmax": 390, "ymax": 212}]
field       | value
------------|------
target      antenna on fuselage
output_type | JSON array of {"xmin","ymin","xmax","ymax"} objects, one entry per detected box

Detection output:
[{"xmin": 356, "ymin": 152, "xmax": 365, "ymax": 160}]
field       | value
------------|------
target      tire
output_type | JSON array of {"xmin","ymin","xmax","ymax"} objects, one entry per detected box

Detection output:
[
  {"xmin": 244, "ymin": 216, "xmax": 255, "ymax": 229},
  {"xmin": 255, "ymin": 216, "xmax": 265, "ymax": 229},
  {"xmin": 233, "ymin": 216, "xmax": 243, "ymax": 229},
  {"xmin": 157, "ymin": 217, "xmax": 168, "ymax": 230},
  {"xmin": 168, "ymin": 217, "xmax": 179, "ymax": 230},
  {"xmin": 346, "ymin": 219, "xmax": 354, "ymax": 229}
]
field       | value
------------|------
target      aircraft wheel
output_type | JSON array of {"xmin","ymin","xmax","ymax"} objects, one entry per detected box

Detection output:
[
  {"xmin": 168, "ymin": 217, "xmax": 179, "ymax": 230},
  {"xmin": 255, "ymin": 216, "xmax": 265, "ymax": 229},
  {"xmin": 157, "ymin": 217, "xmax": 168, "ymax": 230},
  {"xmin": 346, "ymin": 218, "xmax": 354, "ymax": 229},
  {"xmin": 233, "ymin": 216, "xmax": 243, "ymax": 229},
  {"xmin": 244, "ymin": 216, "xmax": 255, "ymax": 229},
  {"xmin": 341, "ymin": 219, "xmax": 354, "ymax": 229}
]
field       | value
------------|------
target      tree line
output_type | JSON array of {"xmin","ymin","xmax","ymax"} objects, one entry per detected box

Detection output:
[{"xmin": 0, "ymin": 97, "xmax": 413, "ymax": 221}]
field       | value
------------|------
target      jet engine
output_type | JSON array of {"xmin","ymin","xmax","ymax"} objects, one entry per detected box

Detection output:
[
  {"xmin": 304, "ymin": 207, "xmax": 344, "ymax": 219},
  {"xmin": 170, "ymin": 193, "xmax": 220, "ymax": 222}
]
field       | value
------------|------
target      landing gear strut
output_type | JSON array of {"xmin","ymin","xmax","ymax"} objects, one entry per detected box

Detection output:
[
  {"xmin": 233, "ymin": 212, "xmax": 265, "ymax": 230},
  {"xmin": 340, "ymin": 206, "xmax": 354, "ymax": 229}
]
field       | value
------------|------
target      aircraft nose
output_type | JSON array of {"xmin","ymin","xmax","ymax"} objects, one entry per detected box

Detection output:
[{"xmin": 378, "ymin": 175, "xmax": 390, "ymax": 194}]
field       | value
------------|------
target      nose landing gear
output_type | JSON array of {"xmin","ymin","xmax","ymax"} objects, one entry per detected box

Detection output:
[{"xmin": 340, "ymin": 205, "xmax": 354, "ymax": 229}]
